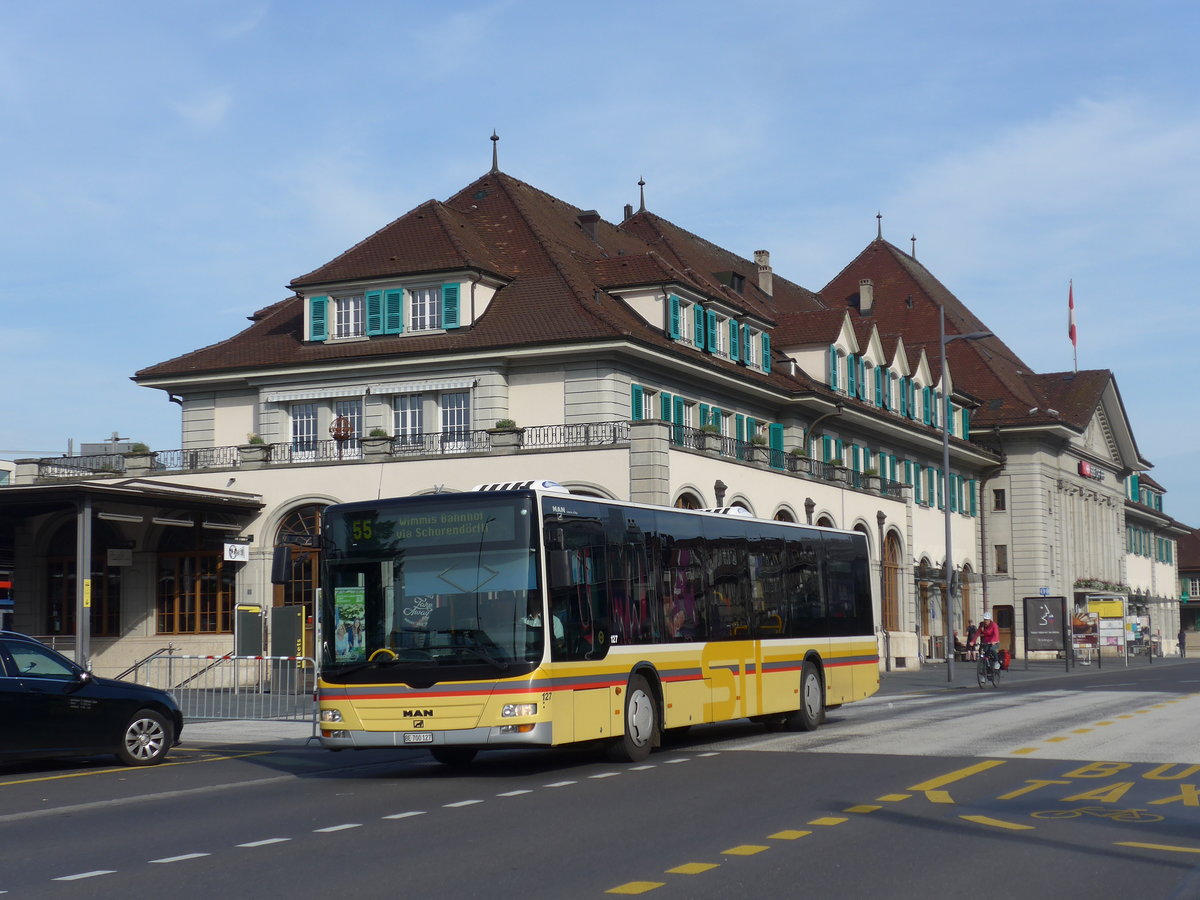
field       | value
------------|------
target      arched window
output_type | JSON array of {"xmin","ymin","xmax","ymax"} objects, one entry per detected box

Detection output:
[
  {"xmin": 774, "ymin": 509, "xmax": 795, "ymax": 522},
  {"xmin": 882, "ymin": 532, "xmax": 903, "ymax": 631},
  {"xmin": 157, "ymin": 522, "xmax": 234, "ymax": 634},
  {"xmin": 275, "ymin": 505, "xmax": 326, "ymax": 628},
  {"xmin": 45, "ymin": 520, "xmax": 122, "ymax": 636},
  {"xmin": 816, "ymin": 515, "xmax": 834, "ymax": 528},
  {"xmin": 674, "ymin": 492, "xmax": 702, "ymax": 510},
  {"xmin": 918, "ymin": 555, "xmax": 937, "ymax": 642}
]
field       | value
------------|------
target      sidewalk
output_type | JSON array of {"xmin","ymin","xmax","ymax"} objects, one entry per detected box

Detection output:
[{"xmin": 876, "ymin": 653, "xmax": 1195, "ymax": 696}]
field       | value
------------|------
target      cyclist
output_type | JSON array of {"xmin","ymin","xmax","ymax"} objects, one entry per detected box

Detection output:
[{"xmin": 977, "ymin": 612, "xmax": 1000, "ymax": 670}]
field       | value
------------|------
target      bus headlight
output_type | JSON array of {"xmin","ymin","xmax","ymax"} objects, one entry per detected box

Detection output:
[
  {"xmin": 501, "ymin": 703, "xmax": 537, "ymax": 717},
  {"xmin": 320, "ymin": 709, "xmax": 344, "ymax": 723}
]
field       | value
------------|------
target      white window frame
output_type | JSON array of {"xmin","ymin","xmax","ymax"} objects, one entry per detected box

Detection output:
[
  {"xmin": 291, "ymin": 402, "xmax": 318, "ymax": 461},
  {"xmin": 333, "ymin": 295, "xmax": 365, "ymax": 339},
  {"xmin": 409, "ymin": 286, "xmax": 442, "ymax": 332},
  {"xmin": 393, "ymin": 393, "xmax": 424, "ymax": 446},
  {"xmin": 713, "ymin": 315, "xmax": 727, "ymax": 357},
  {"xmin": 334, "ymin": 398, "xmax": 363, "ymax": 459},
  {"xmin": 440, "ymin": 390, "xmax": 472, "ymax": 451}
]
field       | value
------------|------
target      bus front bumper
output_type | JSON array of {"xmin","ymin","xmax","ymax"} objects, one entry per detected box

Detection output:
[{"xmin": 319, "ymin": 721, "xmax": 555, "ymax": 750}]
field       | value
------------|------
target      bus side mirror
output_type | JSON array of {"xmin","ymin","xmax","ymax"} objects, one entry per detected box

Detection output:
[{"xmin": 270, "ymin": 546, "xmax": 292, "ymax": 584}]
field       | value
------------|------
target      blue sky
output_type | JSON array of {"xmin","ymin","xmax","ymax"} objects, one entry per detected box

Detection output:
[{"xmin": 3, "ymin": 1, "xmax": 1198, "ymax": 523}]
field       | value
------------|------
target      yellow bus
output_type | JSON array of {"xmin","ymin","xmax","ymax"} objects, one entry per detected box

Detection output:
[{"xmin": 317, "ymin": 481, "xmax": 878, "ymax": 764}]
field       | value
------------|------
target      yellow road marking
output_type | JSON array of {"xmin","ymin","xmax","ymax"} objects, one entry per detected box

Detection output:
[
  {"xmin": 667, "ymin": 863, "xmax": 718, "ymax": 874},
  {"xmin": 877, "ymin": 793, "xmax": 910, "ymax": 802},
  {"xmin": 960, "ymin": 815, "xmax": 1035, "ymax": 831},
  {"xmin": 808, "ymin": 817, "xmax": 848, "ymax": 826},
  {"xmin": 924, "ymin": 790, "xmax": 954, "ymax": 804},
  {"xmin": 909, "ymin": 760, "xmax": 1005, "ymax": 791},
  {"xmin": 1094, "ymin": 721, "xmax": 1113, "ymax": 726},
  {"xmin": 1010, "ymin": 748, "xmax": 1040, "ymax": 755},
  {"xmin": 1116, "ymin": 842, "xmax": 1200, "ymax": 855},
  {"xmin": 845, "ymin": 805, "xmax": 881, "ymax": 813},
  {"xmin": 769, "ymin": 830, "xmax": 811, "ymax": 840},
  {"xmin": 0, "ymin": 750, "xmax": 270, "ymax": 787},
  {"xmin": 1044, "ymin": 737, "xmax": 1070, "ymax": 743},
  {"xmin": 1071, "ymin": 729, "xmax": 1093, "ymax": 734},
  {"xmin": 1116, "ymin": 714, "xmax": 1135, "ymax": 719},
  {"xmin": 723, "ymin": 845, "xmax": 769, "ymax": 856},
  {"xmin": 607, "ymin": 882, "xmax": 664, "ymax": 894}
]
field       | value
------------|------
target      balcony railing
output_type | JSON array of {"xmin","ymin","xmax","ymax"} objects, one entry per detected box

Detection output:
[
  {"xmin": 521, "ymin": 421, "xmax": 629, "ymax": 448},
  {"xmin": 152, "ymin": 447, "xmax": 241, "ymax": 471}
]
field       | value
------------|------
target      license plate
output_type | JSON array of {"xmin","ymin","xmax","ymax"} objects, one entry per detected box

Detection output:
[{"xmin": 403, "ymin": 733, "xmax": 434, "ymax": 744}]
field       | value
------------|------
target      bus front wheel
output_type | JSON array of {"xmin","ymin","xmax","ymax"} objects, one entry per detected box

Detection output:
[
  {"xmin": 608, "ymin": 674, "xmax": 660, "ymax": 762},
  {"xmin": 785, "ymin": 661, "xmax": 825, "ymax": 732}
]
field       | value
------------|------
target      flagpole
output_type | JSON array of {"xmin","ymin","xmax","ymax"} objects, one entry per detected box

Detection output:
[{"xmin": 1068, "ymin": 280, "xmax": 1078, "ymax": 373}]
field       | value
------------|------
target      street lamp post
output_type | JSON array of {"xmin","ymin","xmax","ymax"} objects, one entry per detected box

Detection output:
[{"xmin": 941, "ymin": 307, "xmax": 992, "ymax": 682}]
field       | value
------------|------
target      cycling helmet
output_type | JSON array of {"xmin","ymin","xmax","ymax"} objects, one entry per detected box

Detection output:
[{"xmin": 981, "ymin": 612, "xmax": 992, "ymax": 620}]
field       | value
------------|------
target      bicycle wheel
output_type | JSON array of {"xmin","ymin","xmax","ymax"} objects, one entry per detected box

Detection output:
[
  {"xmin": 987, "ymin": 655, "xmax": 999, "ymax": 688},
  {"xmin": 976, "ymin": 655, "xmax": 988, "ymax": 688}
]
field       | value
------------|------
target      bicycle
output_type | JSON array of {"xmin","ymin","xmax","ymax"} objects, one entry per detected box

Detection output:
[{"xmin": 976, "ymin": 645, "xmax": 1000, "ymax": 688}]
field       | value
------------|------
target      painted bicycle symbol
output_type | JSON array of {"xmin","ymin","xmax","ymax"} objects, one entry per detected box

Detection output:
[{"xmin": 1032, "ymin": 806, "xmax": 1163, "ymax": 823}]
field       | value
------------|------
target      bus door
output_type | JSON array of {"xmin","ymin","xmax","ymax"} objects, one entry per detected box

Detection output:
[{"xmin": 546, "ymin": 515, "xmax": 613, "ymax": 739}]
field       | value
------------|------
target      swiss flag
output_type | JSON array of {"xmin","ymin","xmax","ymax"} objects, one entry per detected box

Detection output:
[{"xmin": 1068, "ymin": 282, "xmax": 1077, "ymax": 347}]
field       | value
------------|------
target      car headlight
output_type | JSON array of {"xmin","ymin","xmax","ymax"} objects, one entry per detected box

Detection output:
[
  {"xmin": 320, "ymin": 709, "xmax": 344, "ymax": 723},
  {"xmin": 501, "ymin": 703, "xmax": 537, "ymax": 717}
]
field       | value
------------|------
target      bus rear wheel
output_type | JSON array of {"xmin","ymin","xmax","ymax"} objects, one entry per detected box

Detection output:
[
  {"xmin": 608, "ymin": 674, "xmax": 659, "ymax": 762},
  {"xmin": 783, "ymin": 660, "xmax": 825, "ymax": 732}
]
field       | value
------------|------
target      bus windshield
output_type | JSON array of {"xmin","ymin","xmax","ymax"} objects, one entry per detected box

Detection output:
[{"xmin": 321, "ymin": 494, "xmax": 541, "ymax": 679}]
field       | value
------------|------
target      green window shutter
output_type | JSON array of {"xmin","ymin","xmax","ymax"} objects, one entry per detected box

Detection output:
[
  {"xmin": 668, "ymin": 295, "xmax": 681, "ymax": 339},
  {"xmin": 694, "ymin": 306, "xmax": 705, "ymax": 346},
  {"xmin": 631, "ymin": 384, "xmax": 644, "ymax": 421},
  {"xmin": 741, "ymin": 325, "xmax": 752, "ymax": 365},
  {"xmin": 746, "ymin": 417, "xmax": 758, "ymax": 441},
  {"xmin": 365, "ymin": 290, "xmax": 384, "ymax": 335},
  {"xmin": 672, "ymin": 396, "xmax": 685, "ymax": 443},
  {"xmin": 947, "ymin": 404, "xmax": 956, "ymax": 437},
  {"xmin": 699, "ymin": 403, "xmax": 710, "ymax": 426},
  {"xmin": 885, "ymin": 373, "xmax": 893, "ymax": 410},
  {"xmin": 949, "ymin": 474, "xmax": 959, "ymax": 512},
  {"xmin": 864, "ymin": 448, "xmax": 873, "ymax": 471},
  {"xmin": 858, "ymin": 359, "xmax": 868, "ymax": 400},
  {"xmin": 761, "ymin": 332, "xmax": 771, "ymax": 372},
  {"xmin": 711, "ymin": 407, "xmax": 723, "ymax": 433},
  {"xmin": 1129, "ymin": 474, "xmax": 1140, "ymax": 500},
  {"xmin": 660, "ymin": 392, "xmax": 673, "ymax": 421},
  {"xmin": 968, "ymin": 479, "xmax": 977, "ymax": 516},
  {"xmin": 822, "ymin": 435, "xmax": 832, "ymax": 462},
  {"xmin": 847, "ymin": 355, "xmax": 857, "ymax": 396},
  {"xmin": 836, "ymin": 438, "xmax": 844, "ymax": 460},
  {"xmin": 828, "ymin": 345, "xmax": 838, "ymax": 389},
  {"xmin": 962, "ymin": 408, "xmax": 970, "ymax": 437},
  {"xmin": 736, "ymin": 414, "xmax": 746, "ymax": 443},
  {"xmin": 899, "ymin": 377, "xmax": 908, "ymax": 417},
  {"xmin": 441, "ymin": 283, "xmax": 460, "ymax": 329},
  {"xmin": 914, "ymin": 465, "xmax": 922, "ymax": 503},
  {"xmin": 904, "ymin": 460, "xmax": 913, "ymax": 485},
  {"xmin": 384, "ymin": 289, "xmax": 404, "ymax": 334},
  {"xmin": 768, "ymin": 423, "xmax": 784, "ymax": 469},
  {"xmin": 730, "ymin": 321, "xmax": 741, "ymax": 362},
  {"xmin": 874, "ymin": 367, "xmax": 884, "ymax": 407},
  {"xmin": 922, "ymin": 387, "xmax": 931, "ymax": 424},
  {"xmin": 850, "ymin": 444, "xmax": 860, "ymax": 471},
  {"xmin": 308, "ymin": 296, "xmax": 328, "ymax": 341},
  {"xmin": 706, "ymin": 310, "xmax": 717, "ymax": 352}
]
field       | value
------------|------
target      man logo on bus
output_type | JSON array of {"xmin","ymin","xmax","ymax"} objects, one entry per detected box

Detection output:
[{"xmin": 403, "ymin": 709, "xmax": 434, "ymax": 718}]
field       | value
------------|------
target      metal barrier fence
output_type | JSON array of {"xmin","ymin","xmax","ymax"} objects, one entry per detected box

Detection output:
[{"xmin": 135, "ymin": 654, "xmax": 317, "ymax": 724}]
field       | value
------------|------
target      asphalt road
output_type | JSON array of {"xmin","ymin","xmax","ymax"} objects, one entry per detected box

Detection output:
[{"xmin": 3, "ymin": 659, "xmax": 1199, "ymax": 899}]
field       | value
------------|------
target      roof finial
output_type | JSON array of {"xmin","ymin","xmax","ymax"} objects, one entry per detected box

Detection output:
[
  {"xmin": 876, "ymin": 211, "xmax": 882, "ymax": 240},
  {"xmin": 911, "ymin": 234, "xmax": 917, "ymax": 259},
  {"xmin": 490, "ymin": 130, "xmax": 499, "ymax": 173},
  {"xmin": 638, "ymin": 176, "xmax": 646, "ymax": 213}
]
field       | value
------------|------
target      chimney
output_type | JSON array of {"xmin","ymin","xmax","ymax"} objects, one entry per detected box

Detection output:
[
  {"xmin": 754, "ymin": 250, "xmax": 773, "ymax": 296},
  {"xmin": 859, "ymin": 278, "xmax": 874, "ymax": 313},
  {"xmin": 623, "ymin": 203, "xmax": 633, "ymax": 220},
  {"xmin": 578, "ymin": 210, "xmax": 601, "ymax": 241}
]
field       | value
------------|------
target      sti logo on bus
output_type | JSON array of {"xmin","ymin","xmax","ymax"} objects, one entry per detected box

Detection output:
[{"xmin": 403, "ymin": 709, "xmax": 434, "ymax": 718}]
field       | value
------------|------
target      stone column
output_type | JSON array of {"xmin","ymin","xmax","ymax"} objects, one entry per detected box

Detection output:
[{"xmin": 628, "ymin": 420, "xmax": 671, "ymax": 506}]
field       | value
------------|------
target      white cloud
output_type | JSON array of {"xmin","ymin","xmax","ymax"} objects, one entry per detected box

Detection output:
[{"xmin": 171, "ymin": 88, "xmax": 232, "ymax": 131}]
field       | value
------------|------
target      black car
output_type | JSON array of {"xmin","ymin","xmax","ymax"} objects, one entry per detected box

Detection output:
[{"xmin": 0, "ymin": 631, "xmax": 183, "ymax": 766}]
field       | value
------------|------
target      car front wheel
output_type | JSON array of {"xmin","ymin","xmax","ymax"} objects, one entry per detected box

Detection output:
[{"xmin": 116, "ymin": 709, "xmax": 173, "ymax": 766}]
